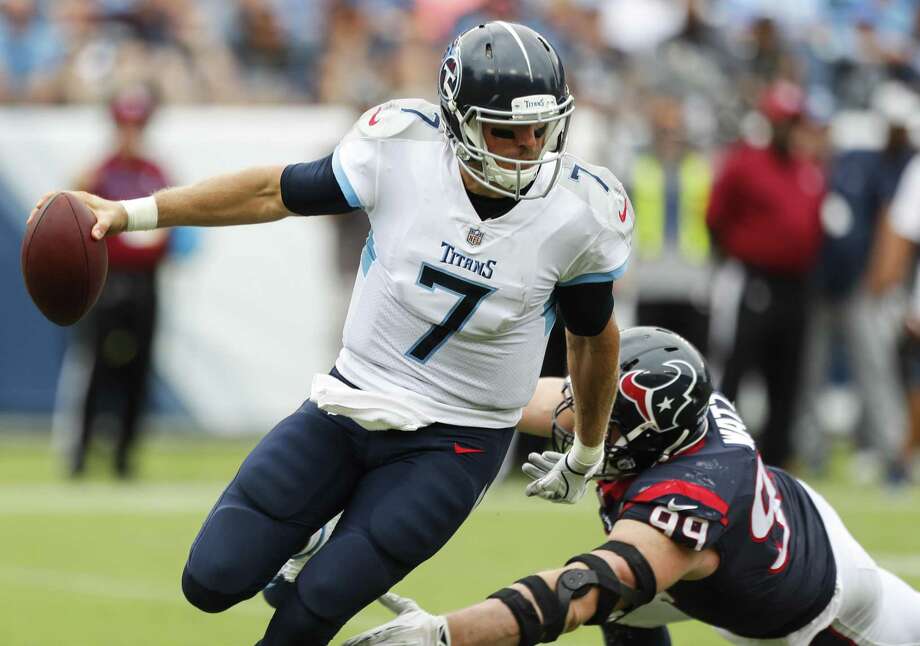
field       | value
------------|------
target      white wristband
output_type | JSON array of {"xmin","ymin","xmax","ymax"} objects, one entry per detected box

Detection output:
[
  {"xmin": 571, "ymin": 434, "xmax": 605, "ymax": 471},
  {"xmin": 121, "ymin": 196, "xmax": 158, "ymax": 231}
]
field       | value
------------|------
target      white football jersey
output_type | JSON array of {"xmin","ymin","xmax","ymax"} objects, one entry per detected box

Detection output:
[{"xmin": 331, "ymin": 98, "xmax": 633, "ymax": 428}]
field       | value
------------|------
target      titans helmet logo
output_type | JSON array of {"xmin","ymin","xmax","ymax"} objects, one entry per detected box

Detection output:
[
  {"xmin": 619, "ymin": 360, "xmax": 698, "ymax": 432},
  {"xmin": 439, "ymin": 52, "xmax": 462, "ymax": 103}
]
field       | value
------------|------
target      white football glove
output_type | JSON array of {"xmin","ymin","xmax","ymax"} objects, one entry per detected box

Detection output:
[
  {"xmin": 342, "ymin": 593, "xmax": 450, "ymax": 646},
  {"xmin": 522, "ymin": 449, "xmax": 601, "ymax": 504}
]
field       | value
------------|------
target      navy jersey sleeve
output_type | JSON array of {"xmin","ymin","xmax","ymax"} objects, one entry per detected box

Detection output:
[
  {"xmin": 556, "ymin": 281, "xmax": 614, "ymax": 336},
  {"xmin": 617, "ymin": 479, "xmax": 730, "ymax": 551},
  {"xmin": 280, "ymin": 154, "xmax": 357, "ymax": 216}
]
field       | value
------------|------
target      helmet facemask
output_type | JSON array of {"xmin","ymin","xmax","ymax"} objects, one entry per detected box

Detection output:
[
  {"xmin": 551, "ymin": 378, "xmax": 639, "ymax": 480},
  {"xmin": 445, "ymin": 94, "xmax": 575, "ymax": 200}
]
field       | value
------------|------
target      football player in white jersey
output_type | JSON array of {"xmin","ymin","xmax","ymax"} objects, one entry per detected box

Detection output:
[{"xmin": 29, "ymin": 22, "xmax": 633, "ymax": 646}]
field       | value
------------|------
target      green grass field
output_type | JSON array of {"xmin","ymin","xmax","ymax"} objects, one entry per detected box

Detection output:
[{"xmin": 1, "ymin": 432, "xmax": 918, "ymax": 646}]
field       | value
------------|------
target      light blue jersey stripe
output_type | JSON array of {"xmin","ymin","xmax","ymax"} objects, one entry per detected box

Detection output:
[
  {"xmin": 360, "ymin": 231, "xmax": 376, "ymax": 275},
  {"xmin": 542, "ymin": 294, "xmax": 557, "ymax": 335},
  {"xmin": 332, "ymin": 146, "xmax": 362, "ymax": 208},
  {"xmin": 558, "ymin": 261, "xmax": 628, "ymax": 287}
]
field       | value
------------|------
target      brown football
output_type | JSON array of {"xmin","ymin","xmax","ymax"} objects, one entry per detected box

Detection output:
[{"xmin": 21, "ymin": 192, "xmax": 108, "ymax": 326}]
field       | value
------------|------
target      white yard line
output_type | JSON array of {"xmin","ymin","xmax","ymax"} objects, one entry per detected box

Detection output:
[{"xmin": 0, "ymin": 484, "xmax": 224, "ymax": 514}]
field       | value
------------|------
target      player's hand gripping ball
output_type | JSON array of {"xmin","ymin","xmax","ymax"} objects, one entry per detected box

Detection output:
[{"xmin": 21, "ymin": 192, "xmax": 108, "ymax": 326}]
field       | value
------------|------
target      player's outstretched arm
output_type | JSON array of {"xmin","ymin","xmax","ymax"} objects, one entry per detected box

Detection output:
[
  {"xmin": 517, "ymin": 377, "xmax": 567, "ymax": 438},
  {"xmin": 344, "ymin": 520, "xmax": 709, "ymax": 646},
  {"xmin": 28, "ymin": 165, "xmax": 289, "ymax": 239}
]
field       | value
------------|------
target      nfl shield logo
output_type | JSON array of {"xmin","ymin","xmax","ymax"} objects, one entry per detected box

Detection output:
[{"xmin": 466, "ymin": 227, "xmax": 484, "ymax": 246}]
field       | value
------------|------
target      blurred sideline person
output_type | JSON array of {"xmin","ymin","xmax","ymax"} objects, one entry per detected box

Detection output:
[
  {"xmin": 869, "ymin": 148, "xmax": 920, "ymax": 482},
  {"xmin": 342, "ymin": 327, "xmax": 920, "ymax": 646},
  {"xmin": 61, "ymin": 83, "xmax": 172, "ymax": 478},
  {"xmin": 627, "ymin": 92, "xmax": 711, "ymax": 355},
  {"xmin": 30, "ymin": 22, "xmax": 633, "ymax": 646},
  {"xmin": 795, "ymin": 82, "xmax": 916, "ymax": 482},
  {"xmin": 707, "ymin": 80, "xmax": 825, "ymax": 469}
]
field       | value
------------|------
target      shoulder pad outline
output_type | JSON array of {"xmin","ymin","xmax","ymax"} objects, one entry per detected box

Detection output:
[{"xmin": 355, "ymin": 99, "xmax": 443, "ymax": 140}]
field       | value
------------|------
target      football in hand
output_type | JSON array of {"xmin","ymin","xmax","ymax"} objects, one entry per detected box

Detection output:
[{"xmin": 21, "ymin": 192, "xmax": 108, "ymax": 326}]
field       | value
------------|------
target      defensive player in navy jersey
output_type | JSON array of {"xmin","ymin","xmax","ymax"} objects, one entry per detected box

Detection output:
[
  {"xmin": 343, "ymin": 328, "xmax": 920, "ymax": 646},
  {"xmin": 29, "ymin": 22, "xmax": 632, "ymax": 646}
]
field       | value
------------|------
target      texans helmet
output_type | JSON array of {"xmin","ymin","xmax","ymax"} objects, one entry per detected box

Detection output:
[
  {"xmin": 553, "ymin": 327, "xmax": 713, "ymax": 479},
  {"xmin": 438, "ymin": 21, "xmax": 574, "ymax": 200}
]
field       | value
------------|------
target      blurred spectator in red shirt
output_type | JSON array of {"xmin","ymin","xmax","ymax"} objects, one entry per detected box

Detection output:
[
  {"xmin": 707, "ymin": 80, "xmax": 825, "ymax": 469},
  {"xmin": 66, "ymin": 82, "xmax": 172, "ymax": 479}
]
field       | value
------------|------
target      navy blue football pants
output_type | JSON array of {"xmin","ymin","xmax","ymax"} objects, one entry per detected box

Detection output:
[{"xmin": 181, "ymin": 397, "xmax": 513, "ymax": 645}]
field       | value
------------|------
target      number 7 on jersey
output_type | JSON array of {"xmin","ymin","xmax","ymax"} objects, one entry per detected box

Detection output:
[{"xmin": 406, "ymin": 263, "xmax": 495, "ymax": 363}]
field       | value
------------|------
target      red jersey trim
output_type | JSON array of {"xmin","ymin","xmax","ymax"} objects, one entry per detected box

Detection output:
[
  {"xmin": 598, "ymin": 478, "xmax": 634, "ymax": 503},
  {"xmin": 626, "ymin": 480, "xmax": 730, "ymax": 525},
  {"xmin": 675, "ymin": 433, "xmax": 706, "ymax": 457}
]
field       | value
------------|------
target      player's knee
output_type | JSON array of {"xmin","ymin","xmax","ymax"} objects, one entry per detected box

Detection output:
[
  {"xmin": 181, "ymin": 565, "xmax": 247, "ymax": 613},
  {"xmin": 185, "ymin": 503, "xmax": 294, "ymax": 610}
]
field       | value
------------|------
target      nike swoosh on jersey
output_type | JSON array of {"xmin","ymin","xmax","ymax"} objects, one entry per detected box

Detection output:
[
  {"xmin": 618, "ymin": 200, "xmax": 628, "ymax": 222},
  {"xmin": 666, "ymin": 498, "xmax": 698, "ymax": 512},
  {"xmin": 453, "ymin": 442, "xmax": 485, "ymax": 455},
  {"xmin": 368, "ymin": 107, "xmax": 383, "ymax": 126}
]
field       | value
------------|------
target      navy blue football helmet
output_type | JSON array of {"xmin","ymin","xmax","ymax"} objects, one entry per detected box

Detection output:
[
  {"xmin": 553, "ymin": 327, "xmax": 713, "ymax": 479},
  {"xmin": 438, "ymin": 21, "xmax": 574, "ymax": 200}
]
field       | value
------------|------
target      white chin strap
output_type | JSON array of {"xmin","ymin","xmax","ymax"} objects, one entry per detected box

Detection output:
[{"xmin": 485, "ymin": 155, "xmax": 541, "ymax": 192}]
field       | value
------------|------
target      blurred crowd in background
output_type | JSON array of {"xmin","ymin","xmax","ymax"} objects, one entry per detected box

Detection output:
[
  {"xmin": 5, "ymin": 0, "xmax": 920, "ymax": 485},
  {"xmin": 4, "ymin": 0, "xmax": 920, "ymax": 114}
]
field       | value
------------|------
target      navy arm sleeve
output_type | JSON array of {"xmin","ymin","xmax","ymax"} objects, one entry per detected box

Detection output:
[
  {"xmin": 280, "ymin": 154, "xmax": 356, "ymax": 216},
  {"xmin": 556, "ymin": 281, "xmax": 614, "ymax": 336}
]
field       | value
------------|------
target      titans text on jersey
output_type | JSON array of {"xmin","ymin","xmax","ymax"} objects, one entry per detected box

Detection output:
[{"xmin": 439, "ymin": 241, "xmax": 497, "ymax": 279}]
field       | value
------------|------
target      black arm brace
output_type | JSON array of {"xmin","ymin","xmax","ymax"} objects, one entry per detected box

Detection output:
[
  {"xmin": 559, "ymin": 540, "xmax": 657, "ymax": 626},
  {"xmin": 560, "ymin": 554, "xmax": 626, "ymax": 626},
  {"xmin": 487, "ymin": 541, "xmax": 657, "ymax": 645},
  {"xmin": 594, "ymin": 540, "xmax": 657, "ymax": 607},
  {"xmin": 488, "ymin": 587, "xmax": 542, "ymax": 646}
]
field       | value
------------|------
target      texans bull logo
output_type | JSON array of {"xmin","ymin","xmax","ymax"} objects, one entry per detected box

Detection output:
[{"xmin": 618, "ymin": 360, "xmax": 698, "ymax": 433}]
